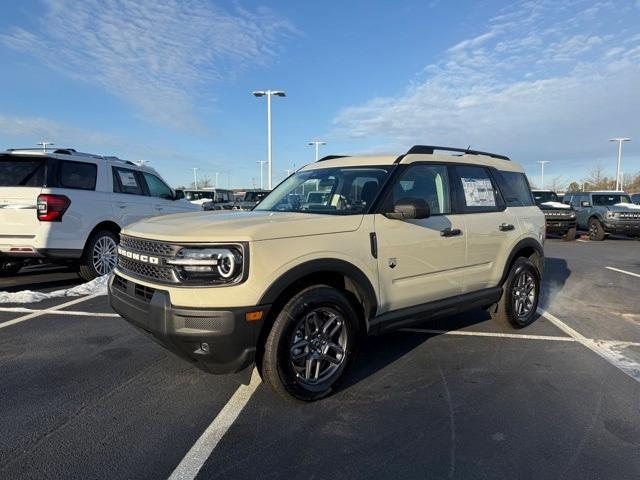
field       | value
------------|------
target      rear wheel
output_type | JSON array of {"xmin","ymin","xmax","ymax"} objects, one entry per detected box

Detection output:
[
  {"xmin": 0, "ymin": 260, "xmax": 24, "ymax": 276},
  {"xmin": 588, "ymin": 218, "xmax": 606, "ymax": 241},
  {"xmin": 260, "ymin": 285, "xmax": 360, "ymax": 402},
  {"xmin": 562, "ymin": 226, "xmax": 577, "ymax": 241},
  {"xmin": 490, "ymin": 257, "xmax": 540, "ymax": 330},
  {"xmin": 78, "ymin": 230, "xmax": 118, "ymax": 281}
]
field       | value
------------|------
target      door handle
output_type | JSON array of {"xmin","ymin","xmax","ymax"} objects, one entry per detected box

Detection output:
[
  {"xmin": 440, "ymin": 227, "xmax": 462, "ymax": 237},
  {"xmin": 117, "ymin": 205, "xmax": 126, "ymax": 209},
  {"xmin": 156, "ymin": 207, "xmax": 164, "ymax": 211},
  {"xmin": 499, "ymin": 223, "xmax": 515, "ymax": 231}
]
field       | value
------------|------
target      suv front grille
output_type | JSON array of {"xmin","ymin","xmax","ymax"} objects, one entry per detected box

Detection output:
[
  {"xmin": 120, "ymin": 235, "xmax": 178, "ymax": 256},
  {"xmin": 619, "ymin": 212, "xmax": 640, "ymax": 220},
  {"xmin": 543, "ymin": 211, "xmax": 574, "ymax": 219},
  {"xmin": 118, "ymin": 256, "xmax": 176, "ymax": 282}
]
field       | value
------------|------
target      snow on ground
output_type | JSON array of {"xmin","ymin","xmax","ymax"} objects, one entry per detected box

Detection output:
[{"xmin": 0, "ymin": 275, "xmax": 109, "ymax": 304}]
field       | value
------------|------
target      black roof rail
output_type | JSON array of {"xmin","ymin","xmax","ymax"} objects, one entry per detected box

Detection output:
[
  {"xmin": 406, "ymin": 145, "xmax": 510, "ymax": 161},
  {"xmin": 317, "ymin": 155, "xmax": 350, "ymax": 162},
  {"xmin": 53, "ymin": 148, "xmax": 77, "ymax": 155}
]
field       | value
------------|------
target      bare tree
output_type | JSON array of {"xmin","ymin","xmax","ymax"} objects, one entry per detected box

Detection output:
[
  {"xmin": 547, "ymin": 176, "xmax": 566, "ymax": 192},
  {"xmin": 190, "ymin": 175, "xmax": 212, "ymax": 189}
]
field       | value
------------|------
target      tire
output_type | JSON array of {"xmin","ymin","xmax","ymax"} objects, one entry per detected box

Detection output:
[
  {"xmin": 0, "ymin": 260, "xmax": 24, "ymax": 276},
  {"xmin": 260, "ymin": 285, "xmax": 361, "ymax": 402},
  {"xmin": 588, "ymin": 218, "xmax": 606, "ymax": 241},
  {"xmin": 78, "ymin": 230, "xmax": 118, "ymax": 281},
  {"xmin": 561, "ymin": 227, "xmax": 577, "ymax": 241},
  {"xmin": 490, "ymin": 257, "xmax": 540, "ymax": 330}
]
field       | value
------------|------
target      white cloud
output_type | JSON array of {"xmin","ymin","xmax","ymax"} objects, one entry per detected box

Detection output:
[
  {"xmin": 0, "ymin": 0, "xmax": 294, "ymax": 128},
  {"xmin": 332, "ymin": 0, "xmax": 640, "ymax": 172}
]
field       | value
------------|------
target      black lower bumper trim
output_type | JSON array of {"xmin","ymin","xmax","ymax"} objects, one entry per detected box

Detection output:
[
  {"xmin": 603, "ymin": 223, "xmax": 640, "ymax": 235},
  {"xmin": 108, "ymin": 274, "xmax": 269, "ymax": 374}
]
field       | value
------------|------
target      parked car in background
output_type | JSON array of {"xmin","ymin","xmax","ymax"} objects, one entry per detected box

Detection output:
[
  {"xmin": 0, "ymin": 147, "xmax": 199, "ymax": 279},
  {"xmin": 632, "ymin": 193, "xmax": 640, "ymax": 205},
  {"xmin": 531, "ymin": 189, "xmax": 576, "ymax": 241},
  {"xmin": 109, "ymin": 145, "xmax": 545, "ymax": 401},
  {"xmin": 181, "ymin": 188, "xmax": 235, "ymax": 211},
  {"xmin": 233, "ymin": 189, "xmax": 269, "ymax": 210},
  {"xmin": 565, "ymin": 191, "xmax": 640, "ymax": 240}
]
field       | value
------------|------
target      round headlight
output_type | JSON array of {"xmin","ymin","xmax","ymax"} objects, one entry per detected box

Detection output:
[{"xmin": 217, "ymin": 251, "xmax": 236, "ymax": 278}]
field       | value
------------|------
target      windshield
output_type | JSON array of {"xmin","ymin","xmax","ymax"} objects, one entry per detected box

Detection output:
[
  {"xmin": 0, "ymin": 156, "xmax": 47, "ymax": 187},
  {"xmin": 184, "ymin": 191, "xmax": 214, "ymax": 201},
  {"xmin": 244, "ymin": 191, "xmax": 268, "ymax": 202},
  {"xmin": 255, "ymin": 166, "xmax": 392, "ymax": 215},
  {"xmin": 532, "ymin": 191, "xmax": 558, "ymax": 204},
  {"xmin": 592, "ymin": 194, "xmax": 632, "ymax": 206}
]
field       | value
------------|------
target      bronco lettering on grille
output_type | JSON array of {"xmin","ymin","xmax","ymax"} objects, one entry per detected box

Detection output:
[{"xmin": 117, "ymin": 247, "xmax": 160, "ymax": 265}]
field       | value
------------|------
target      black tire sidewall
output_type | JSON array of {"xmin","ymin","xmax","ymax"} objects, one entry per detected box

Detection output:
[
  {"xmin": 270, "ymin": 286, "xmax": 360, "ymax": 401},
  {"xmin": 562, "ymin": 227, "xmax": 577, "ymax": 241},
  {"xmin": 589, "ymin": 218, "xmax": 605, "ymax": 241},
  {"xmin": 504, "ymin": 258, "xmax": 540, "ymax": 328}
]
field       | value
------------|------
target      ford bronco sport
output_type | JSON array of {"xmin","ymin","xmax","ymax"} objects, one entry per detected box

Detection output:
[
  {"xmin": 108, "ymin": 146, "xmax": 545, "ymax": 401},
  {"xmin": 565, "ymin": 191, "xmax": 640, "ymax": 240},
  {"xmin": 531, "ymin": 189, "xmax": 577, "ymax": 240}
]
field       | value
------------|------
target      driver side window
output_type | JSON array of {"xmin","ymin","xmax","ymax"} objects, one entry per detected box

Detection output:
[{"xmin": 392, "ymin": 165, "xmax": 451, "ymax": 215}]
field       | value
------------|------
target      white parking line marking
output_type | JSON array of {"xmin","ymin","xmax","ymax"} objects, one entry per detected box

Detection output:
[
  {"xmin": 576, "ymin": 239, "xmax": 589, "ymax": 243},
  {"xmin": 605, "ymin": 266, "xmax": 640, "ymax": 278},
  {"xmin": 538, "ymin": 308, "xmax": 640, "ymax": 382},
  {"xmin": 0, "ymin": 306, "xmax": 119, "ymax": 317},
  {"xmin": 168, "ymin": 369, "xmax": 261, "ymax": 480},
  {"xmin": 401, "ymin": 328, "xmax": 575, "ymax": 342},
  {"xmin": 0, "ymin": 294, "xmax": 102, "ymax": 330}
]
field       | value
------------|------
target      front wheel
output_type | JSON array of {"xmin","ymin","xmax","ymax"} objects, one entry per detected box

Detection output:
[
  {"xmin": 490, "ymin": 257, "xmax": 540, "ymax": 330},
  {"xmin": 260, "ymin": 285, "xmax": 360, "ymax": 401},
  {"xmin": 562, "ymin": 226, "xmax": 577, "ymax": 241},
  {"xmin": 589, "ymin": 218, "xmax": 606, "ymax": 241},
  {"xmin": 0, "ymin": 260, "xmax": 24, "ymax": 276},
  {"xmin": 78, "ymin": 230, "xmax": 118, "ymax": 281}
]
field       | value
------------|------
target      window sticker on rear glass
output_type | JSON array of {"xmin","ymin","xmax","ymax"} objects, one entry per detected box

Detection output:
[
  {"xmin": 461, "ymin": 177, "xmax": 496, "ymax": 207},
  {"xmin": 118, "ymin": 170, "xmax": 138, "ymax": 187}
]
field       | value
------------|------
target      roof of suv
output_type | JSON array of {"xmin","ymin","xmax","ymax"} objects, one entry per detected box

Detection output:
[{"xmin": 301, "ymin": 145, "xmax": 524, "ymax": 173}]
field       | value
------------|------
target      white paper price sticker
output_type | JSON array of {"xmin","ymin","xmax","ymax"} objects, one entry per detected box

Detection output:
[{"xmin": 461, "ymin": 177, "xmax": 495, "ymax": 207}]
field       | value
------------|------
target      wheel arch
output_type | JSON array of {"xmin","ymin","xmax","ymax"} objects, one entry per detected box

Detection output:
[
  {"xmin": 499, "ymin": 238, "xmax": 544, "ymax": 286},
  {"xmin": 82, "ymin": 221, "xmax": 122, "ymax": 254}
]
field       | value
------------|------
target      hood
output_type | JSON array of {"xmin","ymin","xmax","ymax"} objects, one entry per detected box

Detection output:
[
  {"xmin": 606, "ymin": 203, "xmax": 640, "ymax": 212},
  {"xmin": 538, "ymin": 201, "xmax": 572, "ymax": 210},
  {"xmin": 122, "ymin": 210, "xmax": 364, "ymax": 242}
]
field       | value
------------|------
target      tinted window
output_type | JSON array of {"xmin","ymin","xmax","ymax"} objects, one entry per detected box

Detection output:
[
  {"xmin": 113, "ymin": 167, "xmax": 143, "ymax": 195},
  {"xmin": 570, "ymin": 195, "xmax": 582, "ymax": 207},
  {"xmin": 184, "ymin": 191, "xmax": 214, "ymax": 201},
  {"xmin": 392, "ymin": 164, "xmax": 450, "ymax": 214},
  {"xmin": 59, "ymin": 161, "xmax": 97, "ymax": 190},
  {"xmin": 495, "ymin": 171, "xmax": 535, "ymax": 206},
  {"xmin": 592, "ymin": 194, "xmax": 632, "ymax": 206},
  {"xmin": 0, "ymin": 156, "xmax": 46, "ymax": 187},
  {"xmin": 455, "ymin": 165, "xmax": 500, "ymax": 212},
  {"xmin": 142, "ymin": 172, "xmax": 173, "ymax": 200}
]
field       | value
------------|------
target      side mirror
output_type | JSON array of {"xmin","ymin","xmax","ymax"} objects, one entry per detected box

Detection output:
[
  {"xmin": 581, "ymin": 200, "xmax": 591, "ymax": 207},
  {"xmin": 384, "ymin": 198, "xmax": 430, "ymax": 220},
  {"xmin": 174, "ymin": 190, "xmax": 185, "ymax": 200}
]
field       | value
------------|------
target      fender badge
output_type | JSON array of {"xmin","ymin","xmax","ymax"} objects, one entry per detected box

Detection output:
[{"xmin": 388, "ymin": 258, "xmax": 397, "ymax": 269}]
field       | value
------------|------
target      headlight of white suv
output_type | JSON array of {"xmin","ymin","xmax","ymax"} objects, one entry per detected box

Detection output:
[{"xmin": 167, "ymin": 245, "xmax": 245, "ymax": 284}]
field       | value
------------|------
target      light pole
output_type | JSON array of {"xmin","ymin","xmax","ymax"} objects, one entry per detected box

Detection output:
[
  {"xmin": 536, "ymin": 161, "xmax": 550, "ymax": 189},
  {"xmin": 256, "ymin": 160, "xmax": 266, "ymax": 189},
  {"xmin": 609, "ymin": 138, "xmax": 631, "ymax": 191},
  {"xmin": 37, "ymin": 141, "xmax": 54, "ymax": 152},
  {"xmin": 252, "ymin": 90, "xmax": 286, "ymax": 190},
  {"xmin": 307, "ymin": 141, "xmax": 326, "ymax": 161},
  {"xmin": 215, "ymin": 172, "xmax": 220, "ymax": 188},
  {"xmin": 192, "ymin": 168, "xmax": 199, "ymax": 190}
]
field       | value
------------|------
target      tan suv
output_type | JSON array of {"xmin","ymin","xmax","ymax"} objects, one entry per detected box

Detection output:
[{"xmin": 108, "ymin": 146, "xmax": 545, "ymax": 401}]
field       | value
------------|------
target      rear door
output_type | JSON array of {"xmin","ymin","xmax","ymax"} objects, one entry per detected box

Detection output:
[
  {"xmin": 111, "ymin": 167, "xmax": 152, "ymax": 226},
  {"xmin": 0, "ymin": 155, "xmax": 46, "ymax": 240}
]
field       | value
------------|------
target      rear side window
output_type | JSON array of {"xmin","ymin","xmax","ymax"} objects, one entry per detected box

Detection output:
[
  {"xmin": 0, "ymin": 156, "xmax": 46, "ymax": 186},
  {"xmin": 58, "ymin": 161, "xmax": 97, "ymax": 190},
  {"xmin": 495, "ymin": 171, "xmax": 534, "ymax": 207},
  {"xmin": 142, "ymin": 172, "xmax": 173, "ymax": 200},
  {"xmin": 454, "ymin": 165, "xmax": 501, "ymax": 212},
  {"xmin": 113, "ymin": 167, "xmax": 144, "ymax": 195}
]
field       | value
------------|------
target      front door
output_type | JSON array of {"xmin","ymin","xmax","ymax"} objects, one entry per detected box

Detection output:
[{"xmin": 375, "ymin": 164, "xmax": 466, "ymax": 313}]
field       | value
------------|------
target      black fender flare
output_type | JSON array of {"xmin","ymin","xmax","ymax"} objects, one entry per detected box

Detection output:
[
  {"xmin": 258, "ymin": 258, "xmax": 378, "ymax": 321},
  {"xmin": 499, "ymin": 238, "xmax": 544, "ymax": 285}
]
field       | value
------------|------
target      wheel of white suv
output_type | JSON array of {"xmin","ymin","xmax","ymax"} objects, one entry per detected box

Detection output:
[
  {"xmin": 0, "ymin": 260, "xmax": 24, "ymax": 277},
  {"xmin": 260, "ymin": 285, "xmax": 360, "ymax": 401},
  {"xmin": 588, "ymin": 218, "xmax": 606, "ymax": 241},
  {"xmin": 490, "ymin": 257, "xmax": 540, "ymax": 330},
  {"xmin": 78, "ymin": 230, "xmax": 118, "ymax": 281}
]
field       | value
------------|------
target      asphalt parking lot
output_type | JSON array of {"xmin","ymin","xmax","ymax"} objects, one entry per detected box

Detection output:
[{"xmin": 1, "ymin": 238, "xmax": 639, "ymax": 480}]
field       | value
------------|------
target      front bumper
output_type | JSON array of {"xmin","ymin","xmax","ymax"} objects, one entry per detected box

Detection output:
[
  {"xmin": 108, "ymin": 274, "xmax": 269, "ymax": 374},
  {"xmin": 544, "ymin": 219, "xmax": 576, "ymax": 233},
  {"xmin": 603, "ymin": 222, "xmax": 640, "ymax": 235}
]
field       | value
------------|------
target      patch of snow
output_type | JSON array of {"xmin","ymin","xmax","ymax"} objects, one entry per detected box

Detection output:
[
  {"xmin": 0, "ymin": 275, "xmax": 109, "ymax": 304},
  {"xmin": 541, "ymin": 201, "xmax": 571, "ymax": 209},
  {"xmin": 614, "ymin": 203, "xmax": 640, "ymax": 210}
]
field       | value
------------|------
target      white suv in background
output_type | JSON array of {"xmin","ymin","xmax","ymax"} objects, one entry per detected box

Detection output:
[{"xmin": 0, "ymin": 148, "xmax": 199, "ymax": 280}]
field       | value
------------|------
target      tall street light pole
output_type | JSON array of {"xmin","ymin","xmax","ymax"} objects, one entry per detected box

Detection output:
[
  {"xmin": 536, "ymin": 161, "xmax": 549, "ymax": 189},
  {"xmin": 192, "ymin": 168, "xmax": 199, "ymax": 190},
  {"xmin": 307, "ymin": 141, "xmax": 326, "ymax": 161},
  {"xmin": 256, "ymin": 160, "xmax": 266, "ymax": 189},
  {"xmin": 609, "ymin": 138, "xmax": 631, "ymax": 191},
  {"xmin": 252, "ymin": 90, "xmax": 286, "ymax": 190},
  {"xmin": 214, "ymin": 172, "xmax": 220, "ymax": 188},
  {"xmin": 37, "ymin": 141, "xmax": 54, "ymax": 152}
]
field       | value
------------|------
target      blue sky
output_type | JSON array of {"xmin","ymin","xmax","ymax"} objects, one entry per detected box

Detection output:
[{"xmin": 0, "ymin": 0, "xmax": 639, "ymax": 189}]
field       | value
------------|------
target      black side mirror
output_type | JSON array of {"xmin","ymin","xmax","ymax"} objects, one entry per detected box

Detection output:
[
  {"xmin": 174, "ymin": 190, "xmax": 185, "ymax": 200},
  {"xmin": 384, "ymin": 198, "xmax": 430, "ymax": 220},
  {"xmin": 581, "ymin": 200, "xmax": 591, "ymax": 207}
]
